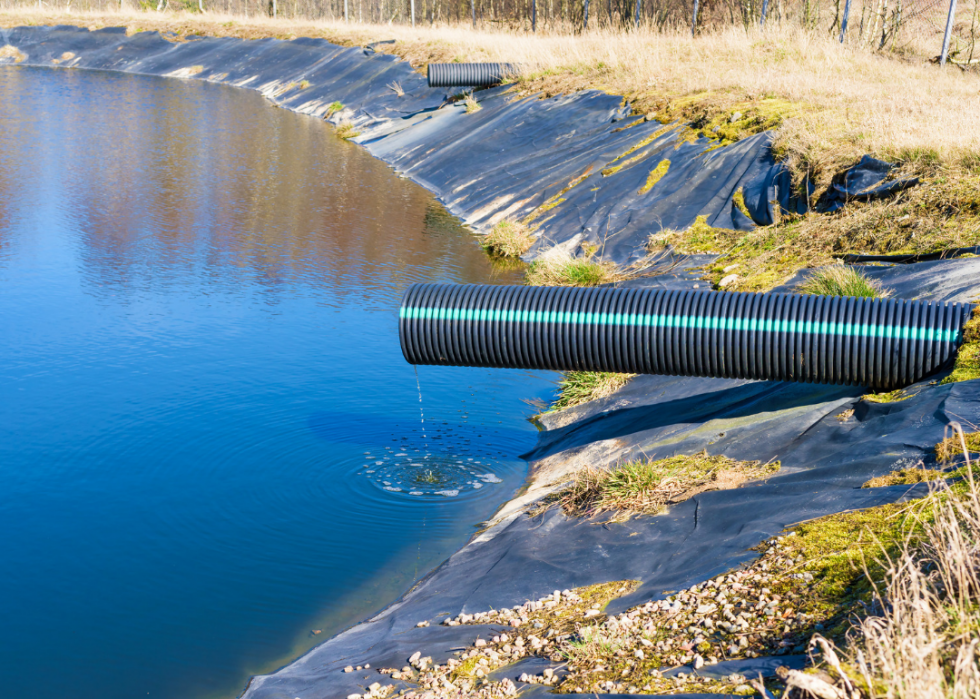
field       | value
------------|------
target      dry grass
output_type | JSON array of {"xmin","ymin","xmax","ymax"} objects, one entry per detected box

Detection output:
[
  {"xmin": 797, "ymin": 265, "xmax": 890, "ymax": 298},
  {"xmin": 3, "ymin": 8, "xmax": 979, "ymax": 186},
  {"xmin": 798, "ymin": 425, "xmax": 980, "ymax": 699},
  {"xmin": 461, "ymin": 91, "xmax": 481, "ymax": 114},
  {"xmin": 543, "ymin": 451, "xmax": 780, "ymax": 522},
  {"xmin": 480, "ymin": 220, "xmax": 533, "ymax": 258}
]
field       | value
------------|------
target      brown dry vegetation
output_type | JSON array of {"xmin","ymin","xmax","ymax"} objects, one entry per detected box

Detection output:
[
  {"xmin": 540, "ymin": 451, "xmax": 781, "ymax": 521},
  {"xmin": 3, "ymin": 8, "xmax": 979, "ymax": 183}
]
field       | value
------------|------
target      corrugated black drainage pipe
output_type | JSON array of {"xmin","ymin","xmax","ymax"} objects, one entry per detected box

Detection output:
[
  {"xmin": 399, "ymin": 283, "xmax": 974, "ymax": 390},
  {"xmin": 427, "ymin": 63, "xmax": 519, "ymax": 88}
]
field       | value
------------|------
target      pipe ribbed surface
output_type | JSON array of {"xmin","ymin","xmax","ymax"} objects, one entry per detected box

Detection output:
[
  {"xmin": 399, "ymin": 283, "xmax": 974, "ymax": 390},
  {"xmin": 427, "ymin": 63, "xmax": 519, "ymax": 88}
]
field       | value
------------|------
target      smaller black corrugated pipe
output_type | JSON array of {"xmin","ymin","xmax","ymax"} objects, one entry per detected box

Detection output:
[
  {"xmin": 399, "ymin": 283, "xmax": 974, "ymax": 390},
  {"xmin": 427, "ymin": 63, "xmax": 520, "ymax": 88}
]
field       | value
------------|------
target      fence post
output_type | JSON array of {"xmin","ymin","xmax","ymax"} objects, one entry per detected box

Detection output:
[
  {"xmin": 533, "ymin": 0, "xmax": 537, "ymax": 31},
  {"xmin": 839, "ymin": 0, "xmax": 852, "ymax": 41},
  {"xmin": 760, "ymin": 0, "xmax": 770, "ymax": 25},
  {"xmin": 472, "ymin": 0, "xmax": 476, "ymax": 28},
  {"xmin": 584, "ymin": 0, "xmax": 590, "ymax": 29},
  {"xmin": 635, "ymin": 0, "xmax": 642, "ymax": 28},
  {"xmin": 691, "ymin": 0, "xmax": 699, "ymax": 36},
  {"xmin": 344, "ymin": 0, "xmax": 348, "ymax": 22},
  {"xmin": 940, "ymin": 0, "xmax": 959, "ymax": 65},
  {"xmin": 411, "ymin": 0, "xmax": 415, "ymax": 26}
]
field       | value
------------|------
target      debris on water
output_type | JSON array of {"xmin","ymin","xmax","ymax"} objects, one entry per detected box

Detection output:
[
  {"xmin": 477, "ymin": 473, "xmax": 502, "ymax": 483},
  {"xmin": 435, "ymin": 489, "xmax": 460, "ymax": 497}
]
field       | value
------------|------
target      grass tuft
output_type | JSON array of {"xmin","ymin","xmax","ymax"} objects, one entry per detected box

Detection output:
[
  {"xmin": 548, "ymin": 451, "xmax": 780, "ymax": 522},
  {"xmin": 462, "ymin": 92, "xmax": 481, "ymax": 114},
  {"xmin": 335, "ymin": 122, "xmax": 360, "ymax": 140},
  {"xmin": 546, "ymin": 371, "xmax": 633, "ymax": 413},
  {"xmin": 326, "ymin": 100, "xmax": 344, "ymax": 116},
  {"xmin": 525, "ymin": 250, "xmax": 617, "ymax": 287},
  {"xmin": 936, "ymin": 429, "xmax": 980, "ymax": 463},
  {"xmin": 797, "ymin": 265, "xmax": 889, "ymax": 298},
  {"xmin": 480, "ymin": 220, "xmax": 534, "ymax": 258}
]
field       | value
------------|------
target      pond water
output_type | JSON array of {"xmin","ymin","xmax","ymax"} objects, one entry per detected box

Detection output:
[{"xmin": 0, "ymin": 66, "xmax": 555, "ymax": 699}]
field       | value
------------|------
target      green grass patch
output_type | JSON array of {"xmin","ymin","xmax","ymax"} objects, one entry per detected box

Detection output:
[
  {"xmin": 797, "ymin": 265, "xmax": 889, "ymax": 298},
  {"xmin": 326, "ymin": 100, "xmax": 344, "ymax": 116}
]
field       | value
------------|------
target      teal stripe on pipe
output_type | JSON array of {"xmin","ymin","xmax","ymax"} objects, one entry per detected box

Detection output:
[{"xmin": 399, "ymin": 306, "xmax": 961, "ymax": 343}]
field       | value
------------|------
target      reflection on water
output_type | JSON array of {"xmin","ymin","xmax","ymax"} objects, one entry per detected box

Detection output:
[{"xmin": 0, "ymin": 66, "xmax": 554, "ymax": 699}]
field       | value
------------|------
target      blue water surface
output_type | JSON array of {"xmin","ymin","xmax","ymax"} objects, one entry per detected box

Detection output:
[{"xmin": 0, "ymin": 65, "xmax": 555, "ymax": 699}]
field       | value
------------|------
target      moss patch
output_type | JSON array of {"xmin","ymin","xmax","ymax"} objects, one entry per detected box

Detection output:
[
  {"xmin": 543, "ymin": 452, "xmax": 781, "ymax": 522},
  {"xmin": 639, "ymin": 159, "xmax": 670, "ymax": 195},
  {"xmin": 862, "ymin": 466, "xmax": 947, "ymax": 488},
  {"xmin": 863, "ymin": 388, "xmax": 913, "ymax": 404}
]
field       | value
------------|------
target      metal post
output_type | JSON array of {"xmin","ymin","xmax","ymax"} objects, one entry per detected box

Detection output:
[
  {"xmin": 411, "ymin": 0, "xmax": 415, "ymax": 26},
  {"xmin": 472, "ymin": 0, "xmax": 476, "ymax": 28},
  {"xmin": 344, "ymin": 0, "xmax": 348, "ymax": 22},
  {"xmin": 940, "ymin": 0, "xmax": 958, "ymax": 65},
  {"xmin": 760, "ymin": 0, "xmax": 770, "ymax": 25},
  {"xmin": 839, "ymin": 0, "xmax": 852, "ymax": 42},
  {"xmin": 533, "ymin": 0, "xmax": 537, "ymax": 31},
  {"xmin": 691, "ymin": 0, "xmax": 699, "ymax": 36},
  {"xmin": 584, "ymin": 0, "xmax": 590, "ymax": 29},
  {"xmin": 635, "ymin": 0, "xmax": 642, "ymax": 28}
]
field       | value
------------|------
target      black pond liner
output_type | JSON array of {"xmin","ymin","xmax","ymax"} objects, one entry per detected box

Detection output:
[
  {"xmin": 400, "ymin": 283, "xmax": 974, "ymax": 391},
  {"xmin": 427, "ymin": 62, "xmax": 520, "ymax": 88}
]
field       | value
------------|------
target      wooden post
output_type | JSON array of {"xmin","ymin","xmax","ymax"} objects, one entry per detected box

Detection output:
[{"xmin": 533, "ymin": 0, "xmax": 537, "ymax": 31}]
